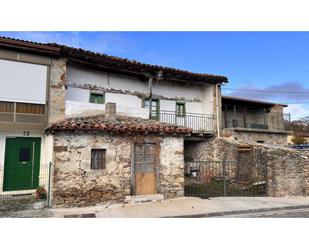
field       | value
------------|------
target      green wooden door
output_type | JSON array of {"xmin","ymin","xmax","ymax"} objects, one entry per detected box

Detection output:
[{"xmin": 3, "ymin": 137, "xmax": 41, "ymax": 191}]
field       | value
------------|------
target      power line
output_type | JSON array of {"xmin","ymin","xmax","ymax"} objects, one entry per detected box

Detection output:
[
  {"xmin": 281, "ymin": 102, "xmax": 309, "ymax": 104},
  {"xmin": 222, "ymin": 87, "xmax": 309, "ymax": 93}
]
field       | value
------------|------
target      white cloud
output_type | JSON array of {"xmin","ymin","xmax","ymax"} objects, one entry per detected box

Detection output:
[
  {"xmin": 285, "ymin": 104, "xmax": 309, "ymax": 120},
  {"xmin": 0, "ymin": 32, "xmax": 133, "ymax": 55}
]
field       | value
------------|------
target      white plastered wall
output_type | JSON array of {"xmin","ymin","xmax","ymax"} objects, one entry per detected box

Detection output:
[
  {"xmin": 66, "ymin": 65, "xmax": 214, "ymax": 118},
  {"xmin": 0, "ymin": 59, "xmax": 48, "ymax": 104}
]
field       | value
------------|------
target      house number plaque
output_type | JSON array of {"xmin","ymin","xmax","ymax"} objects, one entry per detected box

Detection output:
[{"xmin": 23, "ymin": 131, "xmax": 30, "ymax": 136}]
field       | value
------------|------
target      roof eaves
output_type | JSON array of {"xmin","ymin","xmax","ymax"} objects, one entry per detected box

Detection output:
[
  {"xmin": 222, "ymin": 95, "xmax": 288, "ymax": 107},
  {"xmin": 0, "ymin": 36, "xmax": 228, "ymax": 84}
]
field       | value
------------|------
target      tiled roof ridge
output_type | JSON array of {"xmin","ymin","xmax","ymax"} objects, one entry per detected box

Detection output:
[
  {"xmin": 0, "ymin": 36, "xmax": 228, "ymax": 83},
  {"xmin": 46, "ymin": 113, "xmax": 192, "ymax": 136}
]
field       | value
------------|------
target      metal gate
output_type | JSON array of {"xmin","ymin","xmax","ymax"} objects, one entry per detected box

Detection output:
[{"xmin": 184, "ymin": 160, "xmax": 267, "ymax": 198}]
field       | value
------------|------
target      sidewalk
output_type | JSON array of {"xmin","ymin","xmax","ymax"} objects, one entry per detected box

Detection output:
[{"xmin": 51, "ymin": 196, "xmax": 309, "ymax": 218}]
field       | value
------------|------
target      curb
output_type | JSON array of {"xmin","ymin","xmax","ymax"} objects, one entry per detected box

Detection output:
[{"xmin": 163, "ymin": 204, "xmax": 309, "ymax": 218}]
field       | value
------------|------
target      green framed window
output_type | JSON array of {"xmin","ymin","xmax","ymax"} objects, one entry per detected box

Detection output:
[
  {"xmin": 176, "ymin": 102, "xmax": 186, "ymax": 117},
  {"xmin": 90, "ymin": 92, "xmax": 105, "ymax": 104},
  {"xmin": 143, "ymin": 98, "xmax": 159, "ymax": 119}
]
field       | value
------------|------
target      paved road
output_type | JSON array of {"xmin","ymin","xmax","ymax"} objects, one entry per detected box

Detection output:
[{"xmin": 214, "ymin": 207, "xmax": 309, "ymax": 218}]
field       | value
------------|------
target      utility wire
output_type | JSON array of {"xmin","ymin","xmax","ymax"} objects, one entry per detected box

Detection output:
[
  {"xmin": 281, "ymin": 102, "xmax": 309, "ymax": 104},
  {"xmin": 222, "ymin": 87, "xmax": 309, "ymax": 93}
]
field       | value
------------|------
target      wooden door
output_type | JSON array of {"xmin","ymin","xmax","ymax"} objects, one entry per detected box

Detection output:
[
  {"xmin": 134, "ymin": 143, "xmax": 157, "ymax": 195},
  {"xmin": 3, "ymin": 137, "xmax": 41, "ymax": 191}
]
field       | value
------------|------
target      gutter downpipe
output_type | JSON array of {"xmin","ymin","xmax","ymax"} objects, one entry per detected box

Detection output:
[
  {"xmin": 216, "ymin": 83, "xmax": 221, "ymax": 138},
  {"xmin": 148, "ymin": 77, "xmax": 153, "ymax": 119}
]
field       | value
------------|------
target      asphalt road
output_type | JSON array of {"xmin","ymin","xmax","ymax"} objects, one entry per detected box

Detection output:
[{"xmin": 214, "ymin": 207, "xmax": 309, "ymax": 218}]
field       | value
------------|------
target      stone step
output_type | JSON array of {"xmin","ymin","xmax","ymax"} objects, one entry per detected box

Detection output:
[{"xmin": 125, "ymin": 194, "xmax": 164, "ymax": 204}]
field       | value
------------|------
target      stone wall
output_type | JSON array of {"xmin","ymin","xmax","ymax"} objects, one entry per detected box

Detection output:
[
  {"xmin": 267, "ymin": 105, "xmax": 285, "ymax": 130},
  {"xmin": 185, "ymin": 137, "xmax": 240, "ymax": 162},
  {"xmin": 159, "ymin": 137, "xmax": 184, "ymax": 198},
  {"xmin": 185, "ymin": 137, "xmax": 309, "ymax": 197},
  {"xmin": 300, "ymin": 151, "xmax": 309, "ymax": 195},
  {"xmin": 266, "ymin": 149, "xmax": 307, "ymax": 196},
  {"xmin": 223, "ymin": 128, "xmax": 288, "ymax": 145},
  {"xmin": 52, "ymin": 131, "xmax": 184, "ymax": 207},
  {"xmin": 48, "ymin": 58, "xmax": 67, "ymax": 124}
]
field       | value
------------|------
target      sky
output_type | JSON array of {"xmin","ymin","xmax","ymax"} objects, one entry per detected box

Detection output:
[{"xmin": 0, "ymin": 31, "xmax": 308, "ymax": 120}]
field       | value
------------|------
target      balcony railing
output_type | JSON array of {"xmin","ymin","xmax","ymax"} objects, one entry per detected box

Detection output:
[
  {"xmin": 224, "ymin": 114, "xmax": 292, "ymax": 131},
  {"xmin": 0, "ymin": 101, "xmax": 46, "ymax": 125},
  {"xmin": 151, "ymin": 110, "xmax": 214, "ymax": 133}
]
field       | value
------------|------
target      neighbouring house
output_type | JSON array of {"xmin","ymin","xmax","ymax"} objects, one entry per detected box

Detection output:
[
  {"xmin": 221, "ymin": 96, "xmax": 292, "ymax": 145},
  {"xmin": 0, "ymin": 36, "xmax": 228, "ymax": 207},
  {"xmin": 288, "ymin": 133, "xmax": 309, "ymax": 145},
  {"xmin": 0, "ymin": 37, "xmax": 65, "ymax": 197}
]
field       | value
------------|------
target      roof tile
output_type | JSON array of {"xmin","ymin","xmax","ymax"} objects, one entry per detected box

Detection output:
[{"xmin": 46, "ymin": 114, "xmax": 192, "ymax": 136}]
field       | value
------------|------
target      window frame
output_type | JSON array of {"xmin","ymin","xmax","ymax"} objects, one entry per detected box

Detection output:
[
  {"xmin": 176, "ymin": 102, "xmax": 186, "ymax": 117},
  {"xmin": 89, "ymin": 92, "xmax": 105, "ymax": 104},
  {"xmin": 143, "ymin": 98, "xmax": 160, "ymax": 120},
  {"xmin": 90, "ymin": 149, "xmax": 106, "ymax": 170},
  {"xmin": 134, "ymin": 142, "xmax": 157, "ymax": 173},
  {"xmin": 19, "ymin": 147, "xmax": 31, "ymax": 162}
]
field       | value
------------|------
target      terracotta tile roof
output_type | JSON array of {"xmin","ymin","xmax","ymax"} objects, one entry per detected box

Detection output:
[
  {"xmin": 0, "ymin": 36, "xmax": 228, "ymax": 84},
  {"xmin": 45, "ymin": 114, "xmax": 192, "ymax": 136},
  {"xmin": 222, "ymin": 96, "xmax": 288, "ymax": 107}
]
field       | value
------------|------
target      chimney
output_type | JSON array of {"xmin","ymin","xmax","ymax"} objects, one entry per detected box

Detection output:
[{"xmin": 105, "ymin": 102, "xmax": 116, "ymax": 118}]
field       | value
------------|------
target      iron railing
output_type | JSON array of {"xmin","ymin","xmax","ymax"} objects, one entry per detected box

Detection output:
[
  {"xmin": 184, "ymin": 160, "xmax": 267, "ymax": 197},
  {"xmin": 0, "ymin": 101, "xmax": 47, "ymax": 125},
  {"xmin": 223, "ymin": 112, "xmax": 291, "ymax": 131},
  {"xmin": 151, "ymin": 110, "xmax": 214, "ymax": 133}
]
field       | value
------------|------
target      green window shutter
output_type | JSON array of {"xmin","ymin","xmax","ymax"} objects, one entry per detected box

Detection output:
[
  {"xmin": 144, "ymin": 98, "xmax": 160, "ymax": 120},
  {"xmin": 90, "ymin": 93, "xmax": 105, "ymax": 104}
]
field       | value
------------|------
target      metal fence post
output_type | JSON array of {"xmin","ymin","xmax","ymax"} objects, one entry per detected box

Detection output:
[
  {"xmin": 47, "ymin": 162, "xmax": 52, "ymax": 208},
  {"xmin": 223, "ymin": 161, "xmax": 227, "ymax": 196}
]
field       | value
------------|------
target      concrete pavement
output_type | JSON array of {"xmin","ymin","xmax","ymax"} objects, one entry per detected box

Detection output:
[
  {"xmin": 51, "ymin": 196, "xmax": 309, "ymax": 218},
  {"xmin": 215, "ymin": 207, "xmax": 309, "ymax": 218}
]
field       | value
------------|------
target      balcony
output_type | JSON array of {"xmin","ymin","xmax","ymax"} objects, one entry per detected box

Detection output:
[
  {"xmin": 150, "ymin": 110, "xmax": 214, "ymax": 133},
  {"xmin": 0, "ymin": 101, "xmax": 47, "ymax": 129},
  {"xmin": 223, "ymin": 113, "xmax": 291, "ymax": 131}
]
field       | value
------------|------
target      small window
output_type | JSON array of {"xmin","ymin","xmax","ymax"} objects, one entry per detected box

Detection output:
[
  {"xmin": 90, "ymin": 93, "xmax": 105, "ymax": 104},
  {"xmin": 176, "ymin": 102, "xmax": 186, "ymax": 116},
  {"xmin": 19, "ymin": 147, "xmax": 31, "ymax": 162},
  {"xmin": 91, "ymin": 149, "xmax": 106, "ymax": 170},
  {"xmin": 144, "ymin": 98, "xmax": 159, "ymax": 119},
  {"xmin": 134, "ymin": 143, "xmax": 156, "ymax": 173}
]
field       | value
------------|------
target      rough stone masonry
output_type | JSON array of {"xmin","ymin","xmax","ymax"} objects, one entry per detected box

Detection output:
[
  {"xmin": 185, "ymin": 137, "xmax": 309, "ymax": 197},
  {"xmin": 51, "ymin": 131, "xmax": 184, "ymax": 208}
]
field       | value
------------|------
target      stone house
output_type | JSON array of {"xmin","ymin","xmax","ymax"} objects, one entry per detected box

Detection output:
[
  {"xmin": 288, "ymin": 132, "xmax": 309, "ymax": 145},
  {"xmin": 45, "ymin": 103, "xmax": 190, "ymax": 207},
  {"xmin": 0, "ymin": 36, "xmax": 296, "ymax": 207},
  {"xmin": 221, "ymin": 96, "xmax": 292, "ymax": 145},
  {"xmin": 0, "ymin": 36, "xmax": 228, "ymax": 207}
]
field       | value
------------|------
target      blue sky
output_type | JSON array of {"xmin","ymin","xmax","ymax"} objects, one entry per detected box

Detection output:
[{"xmin": 1, "ymin": 31, "xmax": 308, "ymax": 119}]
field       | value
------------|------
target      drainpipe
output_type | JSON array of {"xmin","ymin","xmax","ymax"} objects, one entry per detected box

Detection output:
[
  {"xmin": 148, "ymin": 77, "xmax": 153, "ymax": 119},
  {"xmin": 147, "ymin": 71, "xmax": 163, "ymax": 119},
  {"xmin": 216, "ymin": 83, "xmax": 221, "ymax": 138}
]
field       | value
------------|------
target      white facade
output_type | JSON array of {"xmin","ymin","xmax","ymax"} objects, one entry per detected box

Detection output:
[
  {"xmin": 0, "ymin": 59, "xmax": 48, "ymax": 104},
  {"xmin": 65, "ymin": 65, "xmax": 215, "ymax": 119},
  {"xmin": 0, "ymin": 131, "xmax": 53, "ymax": 195},
  {"xmin": 0, "ymin": 57, "xmax": 52, "ymax": 195}
]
